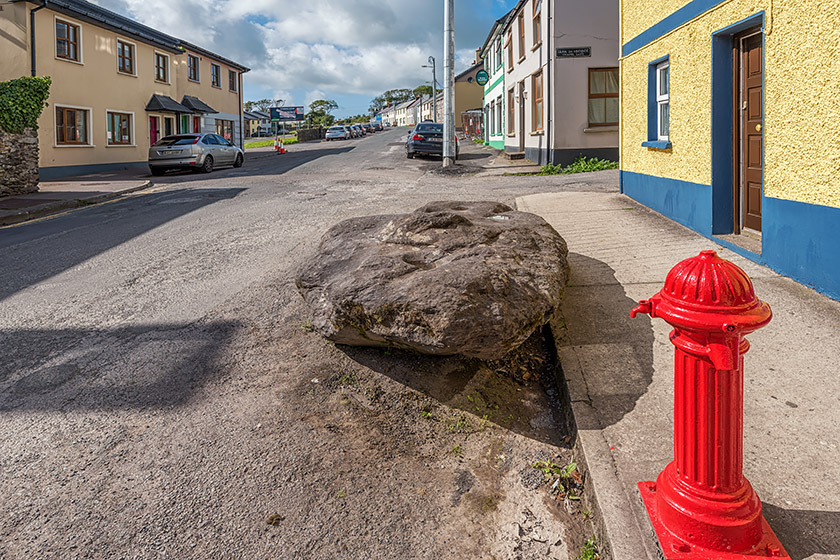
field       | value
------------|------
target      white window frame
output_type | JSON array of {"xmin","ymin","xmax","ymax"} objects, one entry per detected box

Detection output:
[
  {"xmin": 154, "ymin": 51, "xmax": 170, "ymax": 84},
  {"xmin": 105, "ymin": 109, "xmax": 135, "ymax": 147},
  {"xmin": 656, "ymin": 60, "xmax": 670, "ymax": 141},
  {"xmin": 54, "ymin": 15, "xmax": 83, "ymax": 65},
  {"xmin": 54, "ymin": 104, "xmax": 94, "ymax": 147},
  {"xmin": 496, "ymin": 96, "xmax": 503, "ymax": 138},
  {"xmin": 116, "ymin": 37, "xmax": 137, "ymax": 76}
]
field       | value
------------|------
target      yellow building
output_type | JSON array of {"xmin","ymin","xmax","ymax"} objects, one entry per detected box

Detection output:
[
  {"xmin": 621, "ymin": 0, "xmax": 840, "ymax": 299},
  {"xmin": 0, "ymin": 0, "xmax": 249, "ymax": 179}
]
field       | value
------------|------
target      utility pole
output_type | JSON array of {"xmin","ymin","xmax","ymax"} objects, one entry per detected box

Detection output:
[
  {"xmin": 443, "ymin": 0, "xmax": 455, "ymax": 167},
  {"xmin": 422, "ymin": 56, "xmax": 438, "ymax": 121}
]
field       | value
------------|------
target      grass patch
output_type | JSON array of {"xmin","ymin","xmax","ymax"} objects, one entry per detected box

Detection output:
[
  {"xmin": 576, "ymin": 537, "xmax": 599, "ymax": 560},
  {"xmin": 472, "ymin": 138, "xmax": 484, "ymax": 144},
  {"xmin": 537, "ymin": 156, "xmax": 618, "ymax": 175},
  {"xmin": 245, "ymin": 137, "xmax": 299, "ymax": 149}
]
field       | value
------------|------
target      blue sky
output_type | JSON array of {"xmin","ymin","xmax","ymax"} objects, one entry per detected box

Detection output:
[{"xmin": 90, "ymin": 0, "xmax": 519, "ymax": 118}]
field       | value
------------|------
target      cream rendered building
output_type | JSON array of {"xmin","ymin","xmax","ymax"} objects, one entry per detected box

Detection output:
[{"xmin": 0, "ymin": 0, "xmax": 249, "ymax": 179}]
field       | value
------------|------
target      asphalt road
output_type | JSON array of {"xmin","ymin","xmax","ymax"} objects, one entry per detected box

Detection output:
[{"xmin": 0, "ymin": 129, "xmax": 619, "ymax": 559}]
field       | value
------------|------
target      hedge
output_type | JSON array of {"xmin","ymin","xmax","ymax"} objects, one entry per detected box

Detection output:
[{"xmin": 0, "ymin": 76, "xmax": 51, "ymax": 134}]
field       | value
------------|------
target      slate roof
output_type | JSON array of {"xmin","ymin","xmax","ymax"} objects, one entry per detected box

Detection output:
[
  {"xmin": 145, "ymin": 94, "xmax": 192, "ymax": 113},
  {"xmin": 181, "ymin": 96, "xmax": 217, "ymax": 114}
]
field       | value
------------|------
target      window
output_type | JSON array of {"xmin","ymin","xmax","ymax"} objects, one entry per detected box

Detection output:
[
  {"xmin": 154, "ymin": 53, "xmax": 168, "ymax": 82},
  {"xmin": 489, "ymin": 102, "xmax": 495, "ymax": 135},
  {"xmin": 518, "ymin": 12, "xmax": 525, "ymax": 60},
  {"xmin": 532, "ymin": 0, "xmax": 542, "ymax": 47},
  {"xmin": 56, "ymin": 19, "xmax": 80, "ymax": 62},
  {"xmin": 656, "ymin": 61, "xmax": 669, "ymax": 140},
  {"xmin": 588, "ymin": 67, "xmax": 619, "ymax": 126},
  {"xmin": 107, "ymin": 111, "xmax": 132, "ymax": 145},
  {"xmin": 215, "ymin": 119, "xmax": 233, "ymax": 141},
  {"xmin": 211, "ymin": 64, "xmax": 221, "ymax": 88},
  {"xmin": 532, "ymin": 71, "xmax": 543, "ymax": 131},
  {"xmin": 496, "ymin": 96, "xmax": 503, "ymax": 136},
  {"xmin": 495, "ymin": 36, "xmax": 502, "ymax": 69},
  {"xmin": 117, "ymin": 40, "xmax": 134, "ymax": 74},
  {"xmin": 229, "ymin": 69, "xmax": 237, "ymax": 92},
  {"xmin": 506, "ymin": 32, "xmax": 513, "ymax": 71},
  {"xmin": 508, "ymin": 88, "xmax": 515, "ymax": 134},
  {"xmin": 188, "ymin": 54, "xmax": 200, "ymax": 81},
  {"xmin": 56, "ymin": 106, "xmax": 88, "ymax": 144}
]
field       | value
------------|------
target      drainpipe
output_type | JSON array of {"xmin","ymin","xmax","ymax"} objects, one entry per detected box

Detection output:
[
  {"xmin": 546, "ymin": 0, "xmax": 551, "ymax": 165},
  {"xmin": 30, "ymin": 0, "xmax": 49, "ymax": 76},
  {"xmin": 238, "ymin": 72, "xmax": 243, "ymax": 149}
]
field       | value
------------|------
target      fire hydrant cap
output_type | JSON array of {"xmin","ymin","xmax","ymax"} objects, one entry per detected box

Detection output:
[{"xmin": 639, "ymin": 250, "xmax": 771, "ymax": 333}]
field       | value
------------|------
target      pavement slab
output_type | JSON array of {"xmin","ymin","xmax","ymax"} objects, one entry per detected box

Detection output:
[{"xmin": 517, "ymin": 191, "xmax": 840, "ymax": 560}]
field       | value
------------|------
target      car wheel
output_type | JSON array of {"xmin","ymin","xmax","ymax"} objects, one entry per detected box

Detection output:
[
  {"xmin": 150, "ymin": 167, "xmax": 167, "ymax": 176},
  {"xmin": 201, "ymin": 155, "xmax": 214, "ymax": 173},
  {"xmin": 233, "ymin": 153, "xmax": 244, "ymax": 168}
]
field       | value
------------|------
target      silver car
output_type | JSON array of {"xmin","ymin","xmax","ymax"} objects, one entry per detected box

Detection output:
[
  {"xmin": 325, "ymin": 126, "xmax": 349, "ymax": 140},
  {"xmin": 148, "ymin": 133, "xmax": 244, "ymax": 175}
]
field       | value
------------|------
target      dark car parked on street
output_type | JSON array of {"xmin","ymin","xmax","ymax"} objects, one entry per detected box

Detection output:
[
  {"xmin": 148, "ymin": 133, "xmax": 243, "ymax": 175},
  {"xmin": 405, "ymin": 122, "xmax": 458, "ymax": 160}
]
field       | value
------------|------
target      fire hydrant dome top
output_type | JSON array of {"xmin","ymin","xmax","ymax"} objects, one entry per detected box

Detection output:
[{"xmin": 661, "ymin": 250, "xmax": 759, "ymax": 312}]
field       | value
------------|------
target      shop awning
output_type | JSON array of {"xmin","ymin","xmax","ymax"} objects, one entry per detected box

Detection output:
[
  {"xmin": 181, "ymin": 96, "xmax": 217, "ymax": 114},
  {"xmin": 145, "ymin": 94, "xmax": 192, "ymax": 113}
]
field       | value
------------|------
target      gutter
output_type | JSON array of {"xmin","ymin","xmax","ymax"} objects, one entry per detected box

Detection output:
[
  {"xmin": 238, "ymin": 72, "xmax": 243, "ymax": 149},
  {"xmin": 30, "ymin": 0, "xmax": 48, "ymax": 76}
]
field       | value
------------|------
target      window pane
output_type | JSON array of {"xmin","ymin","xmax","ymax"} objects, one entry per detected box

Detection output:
[
  {"xmin": 605, "ymin": 97, "xmax": 619, "ymax": 123},
  {"xmin": 589, "ymin": 98, "xmax": 606, "ymax": 124},
  {"xmin": 57, "ymin": 40, "xmax": 68, "ymax": 57},
  {"xmin": 659, "ymin": 66, "xmax": 669, "ymax": 96},
  {"xmin": 659, "ymin": 102, "xmax": 669, "ymax": 138},
  {"xmin": 56, "ymin": 110, "xmax": 65, "ymax": 143},
  {"xmin": 56, "ymin": 22, "xmax": 67, "ymax": 39},
  {"xmin": 590, "ymin": 71, "xmax": 605, "ymax": 94},
  {"xmin": 78, "ymin": 111, "xmax": 87, "ymax": 142},
  {"xmin": 605, "ymin": 69, "xmax": 619, "ymax": 94}
]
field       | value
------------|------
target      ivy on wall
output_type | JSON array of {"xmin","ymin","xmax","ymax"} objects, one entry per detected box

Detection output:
[{"xmin": 0, "ymin": 76, "xmax": 51, "ymax": 134}]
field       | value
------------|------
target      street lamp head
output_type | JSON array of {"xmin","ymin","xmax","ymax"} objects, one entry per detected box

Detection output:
[{"xmin": 428, "ymin": 55, "xmax": 435, "ymax": 65}]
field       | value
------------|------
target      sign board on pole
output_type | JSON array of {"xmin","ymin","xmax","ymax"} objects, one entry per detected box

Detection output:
[
  {"xmin": 475, "ymin": 69, "xmax": 489, "ymax": 86},
  {"xmin": 270, "ymin": 106, "xmax": 305, "ymax": 122}
]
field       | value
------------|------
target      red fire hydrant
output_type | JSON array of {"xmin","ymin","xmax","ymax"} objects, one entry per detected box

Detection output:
[{"xmin": 631, "ymin": 250, "xmax": 789, "ymax": 559}]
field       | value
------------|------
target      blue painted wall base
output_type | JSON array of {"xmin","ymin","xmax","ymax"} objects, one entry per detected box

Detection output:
[{"xmin": 621, "ymin": 170, "xmax": 840, "ymax": 301}]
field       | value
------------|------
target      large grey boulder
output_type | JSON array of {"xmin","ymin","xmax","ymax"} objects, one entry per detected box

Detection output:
[{"xmin": 296, "ymin": 201, "xmax": 569, "ymax": 360}]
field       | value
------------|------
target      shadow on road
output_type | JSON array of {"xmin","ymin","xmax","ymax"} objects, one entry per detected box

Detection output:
[
  {"xmin": 338, "ymin": 330, "xmax": 571, "ymax": 448},
  {"xmin": 0, "ymin": 187, "xmax": 245, "ymax": 302},
  {"xmin": 0, "ymin": 321, "xmax": 240, "ymax": 412}
]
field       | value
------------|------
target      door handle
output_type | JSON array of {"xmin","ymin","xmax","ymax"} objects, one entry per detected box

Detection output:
[{"xmin": 756, "ymin": 124, "xmax": 762, "ymax": 132}]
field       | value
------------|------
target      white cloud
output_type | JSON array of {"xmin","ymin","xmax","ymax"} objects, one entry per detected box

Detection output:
[{"xmin": 87, "ymin": 0, "xmax": 512, "ymax": 113}]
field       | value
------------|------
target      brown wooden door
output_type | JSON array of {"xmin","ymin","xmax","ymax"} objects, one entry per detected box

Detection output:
[{"xmin": 736, "ymin": 31, "xmax": 763, "ymax": 232}]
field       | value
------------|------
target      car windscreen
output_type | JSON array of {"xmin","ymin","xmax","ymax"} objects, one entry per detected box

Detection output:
[
  {"xmin": 154, "ymin": 135, "xmax": 198, "ymax": 146},
  {"xmin": 415, "ymin": 124, "xmax": 443, "ymax": 133}
]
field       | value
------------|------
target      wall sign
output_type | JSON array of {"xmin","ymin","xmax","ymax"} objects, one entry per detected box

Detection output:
[
  {"xmin": 556, "ymin": 47, "xmax": 591, "ymax": 58},
  {"xmin": 475, "ymin": 69, "xmax": 489, "ymax": 86}
]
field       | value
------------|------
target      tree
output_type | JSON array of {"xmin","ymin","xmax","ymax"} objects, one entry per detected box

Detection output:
[
  {"xmin": 412, "ymin": 85, "xmax": 433, "ymax": 98},
  {"xmin": 306, "ymin": 99, "xmax": 338, "ymax": 126},
  {"xmin": 368, "ymin": 88, "xmax": 414, "ymax": 114},
  {"xmin": 244, "ymin": 98, "xmax": 284, "ymax": 112}
]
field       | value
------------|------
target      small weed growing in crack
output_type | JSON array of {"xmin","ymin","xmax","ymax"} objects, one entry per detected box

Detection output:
[
  {"xmin": 533, "ymin": 460, "xmax": 584, "ymax": 501},
  {"xmin": 337, "ymin": 490, "xmax": 347, "ymax": 499},
  {"xmin": 447, "ymin": 413, "xmax": 470, "ymax": 432},
  {"xmin": 300, "ymin": 319, "xmax": 314, "ymax": 332},
  {"xmin": 451, "ymin": 445, "xmax": 462, "ymax": 457},
  {"xmin": 420, "ymin": 411, "xmax": 432, "ymax": 419},
  {"xmin": 575, "ymin": 537, "xmax": 599, "ymax": 560}
]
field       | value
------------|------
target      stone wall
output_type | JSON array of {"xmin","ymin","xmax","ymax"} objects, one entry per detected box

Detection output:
[
  {"xmin": 297, "ymin": 126, "xmax": 325, "ymax": 142},
  {"xmin": 0, "ymin": 127, "xmax": 39, "ymax": 197}
]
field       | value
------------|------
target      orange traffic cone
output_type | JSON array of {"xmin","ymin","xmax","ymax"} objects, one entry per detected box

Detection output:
[{"xmin": 278, "ymin": 140, "xmax": 286, "ymax": 154}]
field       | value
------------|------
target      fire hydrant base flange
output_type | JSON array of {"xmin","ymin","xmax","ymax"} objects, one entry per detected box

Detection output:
[{"xmin": 639, "ymin": 481, "xmax": 790, "ymax": 559}]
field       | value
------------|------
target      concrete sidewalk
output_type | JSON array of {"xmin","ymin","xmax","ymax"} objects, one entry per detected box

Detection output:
[
  {"xmin": 517, "ymin": 192, "xmax": 840, "ymax": 560},
  {"xmin": 0, "ymin": 171, "xmax": 151, "ymax": 226}
]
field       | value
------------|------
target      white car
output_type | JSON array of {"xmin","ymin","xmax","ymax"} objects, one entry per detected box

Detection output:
[{"xmin": 325, "ymin": 126, "xmax": 349, "ymax": 141}]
